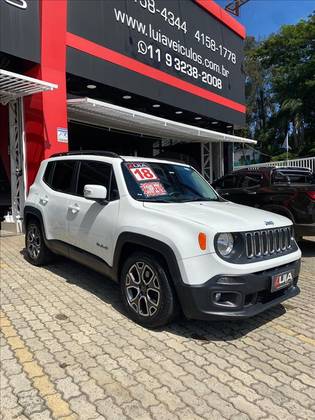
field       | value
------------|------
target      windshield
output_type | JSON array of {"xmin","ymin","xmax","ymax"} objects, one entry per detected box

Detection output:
[{"xmin": 122, "ymin": 162, "xmax": 220, "ymax": 203}]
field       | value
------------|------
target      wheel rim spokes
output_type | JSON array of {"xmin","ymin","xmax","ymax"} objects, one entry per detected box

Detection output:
[
  {"xmin": 126, "ymin": 262, "xmax": 160, "ymax": 317},
  {"xmin": 27, "ymin": 226, "xmax": 41, "ymax": 259}
]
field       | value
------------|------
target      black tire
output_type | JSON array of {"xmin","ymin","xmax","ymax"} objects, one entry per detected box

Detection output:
[
  {"xmin": 120, "ymin": 252, "xmax": 178, "ymax": 328},
  {"xmin": 25, "ymin": 220, "xmax": 53, "ymax": 266}
]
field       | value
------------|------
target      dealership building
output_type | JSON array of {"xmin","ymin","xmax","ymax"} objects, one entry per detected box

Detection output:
[{"xmin": 0, "ymin": 0, "xmax": 256, "ymax": 230}]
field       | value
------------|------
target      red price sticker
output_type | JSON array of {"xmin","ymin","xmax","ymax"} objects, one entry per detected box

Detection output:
[
  {"xmin": 140, "ymin": 182, "xmax": 167, "ymax": 197},
  {"xmin": 128, "ymin": 165, "xmax": 158, "ymax": 182}
]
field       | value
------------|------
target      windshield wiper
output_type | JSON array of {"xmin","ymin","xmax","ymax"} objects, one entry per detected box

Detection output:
[
  {"xmin": 140, "ymin": 197, "xmax": 218, "ymax": 203},
  {"xmin": 141, "ymin": 198, "xmax": 172, "ymax": 203},
  {"xmin": 180, "ymin": 197, "xmax": 218, "ymax": 202}
]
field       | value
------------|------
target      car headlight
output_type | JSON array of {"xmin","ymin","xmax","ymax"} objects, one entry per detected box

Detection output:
[{"xmin": 216, "ymin": 233, "xmax": 234, "ymax": 257}]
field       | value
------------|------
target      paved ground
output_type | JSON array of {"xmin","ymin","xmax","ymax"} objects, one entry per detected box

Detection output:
[{"xmin": 1, "ymin": 235, "xmax": 315, "ymax": 420}]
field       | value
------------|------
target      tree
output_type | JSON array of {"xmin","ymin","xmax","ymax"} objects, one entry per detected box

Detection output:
[{"xmin": 239, "ymin": 12, "xmax": 315, "ymax": 160}]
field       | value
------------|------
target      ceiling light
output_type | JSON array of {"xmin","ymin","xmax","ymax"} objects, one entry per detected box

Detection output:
[
  {"xmin": 123, "ymin": 95, "xmax": 132, "ymax": 99},
  {"xmin": 152, "ymin": 104, "xmax": 160, "ymax": 108},
  {"xmin": 87, "ymin": 84, "xmax": 96, "ymax": 89},
  {"xmin": 194, "ymin": 117, "xmax": 202, "ymax": 120},
  {"xmin": 175, "ymin": 111, "xmax": 183, "ymax": 114},
  {"xmin": 211, "ymin": 121, "xmax": 219, "ymax": 124}
]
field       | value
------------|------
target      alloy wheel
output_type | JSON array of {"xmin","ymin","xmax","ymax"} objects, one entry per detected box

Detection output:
[
  {"xmin": 125, "ymin": 262, "xmax": 161, "ymax": 317},
  {"xmin": 27, "ymin": 225, "xmax": 41, "ymax": 260}
]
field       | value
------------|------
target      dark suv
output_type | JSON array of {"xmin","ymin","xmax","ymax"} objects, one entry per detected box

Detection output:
[{"xmin": 212, "ymin": 166, "xmax": 315, "ymax": 239}]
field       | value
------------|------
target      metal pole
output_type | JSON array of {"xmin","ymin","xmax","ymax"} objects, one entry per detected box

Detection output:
[
  {"xmin": 220, "ymin": 142, "xmax": 224, "ymax": 177},
  {"xmin": 232, "ymin": 142, "xmax": 234, "ymax": 171},
  {"xmin": 201, "ymin": 143, "xmax": 205, "ymax": 178},
  {"xmin": 9, "ymin": 98, "xmax": 26, "ymax": 232},
  {"xmin": 209, "ymin": 142, "xmax": 213, "ymax": 183},
  {"xmin": 200, "ymin": 142, "xmax": 213, "ymax": 183}
]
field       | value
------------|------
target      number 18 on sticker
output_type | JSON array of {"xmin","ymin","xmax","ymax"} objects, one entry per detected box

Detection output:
[{"xmin": 129, "ymin": 166, "xmax": 158, "ymax": 182}]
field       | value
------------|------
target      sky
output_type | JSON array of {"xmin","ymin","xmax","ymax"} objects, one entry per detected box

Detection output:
[{"xmin": 215, "ymin": 0, "xmax": 315, "ymax": 39}]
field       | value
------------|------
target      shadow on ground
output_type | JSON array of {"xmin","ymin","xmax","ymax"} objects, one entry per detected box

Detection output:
[
  {"xmin": 299, "ymin": 237, "xmax": 315, "ymax": 258},
  {"xmin": 21, "ymin": 248, "xmax": 286, "ymax": 342}
]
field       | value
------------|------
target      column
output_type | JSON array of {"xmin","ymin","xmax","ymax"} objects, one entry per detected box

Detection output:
[{"xmin": 23, "ymin": 0, "xmax": 68, "ymax": 190}]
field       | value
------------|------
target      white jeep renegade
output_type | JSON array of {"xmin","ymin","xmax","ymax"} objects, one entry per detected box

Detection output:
[{"xmin": 24, "ymin": 151, "xmax": 301, "ymax": 328}]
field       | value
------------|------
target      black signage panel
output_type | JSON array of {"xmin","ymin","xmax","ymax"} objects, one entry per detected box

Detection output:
[
  {"xmin": 67, "ymin": 0, "xmax": 245, "ymax": 124},
  {"xmin": 0, "ymin": 0, "xmax": 40, "ymax": 63}
]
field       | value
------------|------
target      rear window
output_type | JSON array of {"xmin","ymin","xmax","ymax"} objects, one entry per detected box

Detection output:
[{"xmin": 272, "ymin": 170, "xmax": 314, "ymax": 184}]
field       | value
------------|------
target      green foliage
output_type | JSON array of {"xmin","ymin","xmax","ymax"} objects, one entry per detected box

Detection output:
[
  {"xmin": 241, "ymin": 12, "xmax": 315, "ymax": 159},
  {"xmin": 270, "ymin": 152, "xmax": 298, "ymax": 162}
]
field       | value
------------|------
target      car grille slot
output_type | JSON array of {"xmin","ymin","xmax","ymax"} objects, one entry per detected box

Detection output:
[{"xmin": 245, "ymin": 227, "xmax": 292, "ymax": 259}]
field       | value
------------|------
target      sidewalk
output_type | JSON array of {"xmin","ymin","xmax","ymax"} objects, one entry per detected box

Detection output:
[{"xmin": 1, "ymin": 235, "xmax": 314, "ymax": 420}]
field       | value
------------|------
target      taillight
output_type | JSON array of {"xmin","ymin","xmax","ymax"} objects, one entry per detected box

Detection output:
[{"xmin": 306, "ymin": 191, "xmax": 315, "ymax": 200}]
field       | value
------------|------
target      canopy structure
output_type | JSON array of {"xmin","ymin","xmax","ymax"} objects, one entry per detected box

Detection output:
[
  {"xmin": 67, "ymin": 97, "xmax": 256, "ymax": 145},
  {"xmin": 0, "ymin": 69, "xmax": 58, "ymax": 230},
  {"xmin": 0, "ymin": 69, "xmax": 58, "ymax": 105}
]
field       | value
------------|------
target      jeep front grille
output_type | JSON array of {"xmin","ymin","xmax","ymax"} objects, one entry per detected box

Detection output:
[{"xmin": 245, "ymin": 227, "xmax": 293, "ymax": 259}]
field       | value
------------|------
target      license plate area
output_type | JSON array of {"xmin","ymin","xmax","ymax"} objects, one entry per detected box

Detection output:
[{"xmin": 271, "ymin": 271, "xmax": 294, "ymax": 292}]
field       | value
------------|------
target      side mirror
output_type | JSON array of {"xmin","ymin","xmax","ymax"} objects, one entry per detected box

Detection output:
[{"xmin": 83, "ymin": 184, "xmax": 108, "ymax": 203}]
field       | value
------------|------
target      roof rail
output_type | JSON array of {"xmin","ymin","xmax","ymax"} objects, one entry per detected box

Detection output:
[{"xmin": 50, "ymin": 150, "xmax": 122, "ymax": 159}]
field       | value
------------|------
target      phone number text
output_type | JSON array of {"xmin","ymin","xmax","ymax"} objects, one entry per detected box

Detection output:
[{"xmin": 138, "ymin": 41, "xmax": 223, "ymax": 90}]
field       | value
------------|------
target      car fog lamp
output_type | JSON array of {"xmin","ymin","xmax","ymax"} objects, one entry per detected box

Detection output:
[
  {"xmin": 214, "ymin": 292, "xmax": 222, "ymax": 302},
  {"xmin": 217, "ymin": 233, "xmax": 234, "ymax": 257}
]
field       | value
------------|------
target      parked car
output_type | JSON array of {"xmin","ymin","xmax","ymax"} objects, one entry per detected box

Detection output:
[
  {"xmin": 24, "ymin": 152, "xmax": 301, "ymax": 328},
  {"xmin": 212, "ymin": 166, "xmax": 315, "ymax": 240}
]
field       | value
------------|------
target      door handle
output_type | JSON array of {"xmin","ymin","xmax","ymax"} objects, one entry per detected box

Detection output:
[
  {"xmin": 40, "ymin": 195, "xmax": 49, "ymax": 205},
  {"xmin": 68, "ymin": 203, "xmax": 80, "ymax": 214}
]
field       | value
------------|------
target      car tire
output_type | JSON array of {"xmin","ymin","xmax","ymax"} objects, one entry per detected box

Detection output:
[
  {"xmin": 25, "ymin": 220, "xmax": 53, "ymax": 266},
  {"xmin": 120, "ymin": 252, "xmax": 178, "ymax": 328}
]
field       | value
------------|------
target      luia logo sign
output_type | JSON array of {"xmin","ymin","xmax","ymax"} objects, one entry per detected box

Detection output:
[{"xmin": 3, "ymin": 0, "xmax": 27, "ymax": 9}]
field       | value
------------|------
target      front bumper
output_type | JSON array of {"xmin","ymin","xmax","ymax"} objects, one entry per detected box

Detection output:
[
  {"xmin": 294, "ymin": 223, "xmax": 315, "ymax": 238},
  {"xmin": 178, "ymin": 259, "xmax": 300, "ymax": 320}
]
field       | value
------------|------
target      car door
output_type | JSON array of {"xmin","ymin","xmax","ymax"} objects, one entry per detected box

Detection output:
[
  {"xmin": 41, "ymin": 159, "xmax": 77, "ymax": 243},
  {"xmin": 67, "ymin": 160, "xmax": 120, "ymax": 265},
  {"xmin": 236, "ymin": 173, "xmax": 263, "ymax": 206},
  {"xmin": 213, "ymin": 174, "xmax": 239, "ymax": 200}
]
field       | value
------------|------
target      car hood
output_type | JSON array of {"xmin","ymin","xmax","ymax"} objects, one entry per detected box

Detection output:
[{"xmin": 143, "ymin": 200, "xmax": 291, "ymax": 232}]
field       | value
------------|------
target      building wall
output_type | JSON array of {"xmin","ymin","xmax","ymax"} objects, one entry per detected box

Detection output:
[{"xmin": 1, "ymin": 0, "xmax": 246, "ymax": 191}]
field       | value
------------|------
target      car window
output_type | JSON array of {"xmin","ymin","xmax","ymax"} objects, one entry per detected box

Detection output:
[
  {"xmin": 77, "ymin": 161, "xmax": 116, "ymax": 199},
  {"xmin": 122, "ymin": 162, "xmax": 219, "ymax": 203},
  {"xmin": 43, "ymin": 162, "xmax": 54, "ymax": 186},
  {"xmin": 239, "ymin": 173, "xmax": 262, "ymax": 188},
  {"xmin": 218, "ymin": 175, "xmax": 237, "ymax": 188},
  {"xmin": 272, "ymin": 170, "xmax": 314, "ymax": 184},
  {"xmin": 50, "ymin": 161, "xmax": 76, "ymax": 193},
  {"xmin": 110, "ymin": 172, "xmax": 120, "ymax": 200}
]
